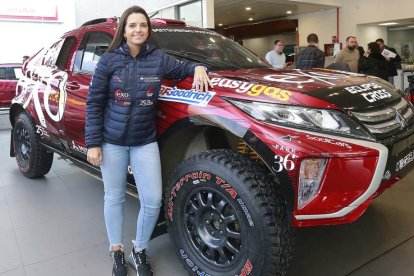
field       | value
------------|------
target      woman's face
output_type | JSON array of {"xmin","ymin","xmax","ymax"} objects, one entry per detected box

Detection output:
[{"xmin": 123, "ymin": 13, "xmax": 149, "ymax": 48}]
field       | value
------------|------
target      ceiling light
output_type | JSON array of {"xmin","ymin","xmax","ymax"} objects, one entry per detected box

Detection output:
[
  {"xmin": 286, "ymin": 10, "xmax": 292, "ymax": 14},
  {"xmin": 249, "ymin": 18, "xmax": 253, "ymax": 21},
  {"xmin": 218, "ymin": 23, "xmax": 223, "ymax": 26},
  {"xmin": 379, "ymin": 22, "xmax": 398, "ymax": 26},
  {"xmin": 245, "ymin": 7, "xmax": 251, "ymax": 11}
]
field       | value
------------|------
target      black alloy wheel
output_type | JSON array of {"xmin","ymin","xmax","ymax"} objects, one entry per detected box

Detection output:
[{"xmin": 183, "ymin": 187, "xmax": 242, "ymax": 266}]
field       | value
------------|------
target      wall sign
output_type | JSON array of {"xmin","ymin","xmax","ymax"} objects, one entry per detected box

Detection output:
[{"xmin": 0, "ymin": 3, "xmax": 58, "ymax": 22}]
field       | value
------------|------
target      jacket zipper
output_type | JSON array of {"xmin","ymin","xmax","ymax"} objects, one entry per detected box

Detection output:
[
  {"xmin": 125, "ymin": 63, "xmax": 129, "ymax": 92},
  {"xmin": 125, "ymin": 62, "xmax": 131, "ymax": 145},
  {"xmin": 125, "ymin": 59, "xmax": 137, "ymax": 145}
]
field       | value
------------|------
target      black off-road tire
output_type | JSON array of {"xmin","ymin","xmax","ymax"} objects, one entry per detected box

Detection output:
[
  {"xmin": 13, "ymin": 112, "xmax": 53, "ymax": 178},
  {"xmin": 165, "ymin": 149, "xmax": 294, "ymax": 276}
]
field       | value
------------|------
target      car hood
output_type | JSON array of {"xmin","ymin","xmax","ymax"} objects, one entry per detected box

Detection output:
[{"xmin": 209, "ymin": 68, "xmax": 402, "ymax": 112}]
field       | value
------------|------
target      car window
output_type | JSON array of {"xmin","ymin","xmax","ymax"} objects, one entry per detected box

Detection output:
[
  {"xmin": 0, "ymin": 68, "xmax": 6, "ymax": 79},
  {"xmin": 74, "ymin": 32, "xmax": 112, "ymax": 74},
  {"xmin": 56, "ymin": 36, "xmax": 76, "ymax": 70},
  {"xmin": 5, "ymin": 68, "xmax": 16, "ymax": 79},
  {"xmin": 150, "ymin": 27, "xmax": 270, "ymax": 70},
  {"xmin": 40, "ymin": 40, "xmax": 65, "ymax": 67},
  {"xmin": 14, "ymin": 68, "xmax": 23, "ymax": 79},
  {"xmin": 0, "ymin": 67, "xmax": 20, "ymax": 80}
]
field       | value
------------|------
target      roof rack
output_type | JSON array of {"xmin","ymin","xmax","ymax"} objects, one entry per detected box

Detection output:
[{"xmin": 81, "ymin": 17, "xmax": 117, "ymax": 27}]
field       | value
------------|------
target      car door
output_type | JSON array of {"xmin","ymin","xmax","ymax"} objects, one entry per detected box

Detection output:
[
  {"xmin": 62, "ymin": 30, "xmax": 113, "ymax": 158},
  {"xmin": 19, "ymin": 39, "xmax": 74, "ymax": 140}
]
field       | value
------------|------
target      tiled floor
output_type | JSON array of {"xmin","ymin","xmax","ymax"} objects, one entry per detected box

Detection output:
[{"xmin": 0, "ymin": 114, "xmax": 414, "ymax": 276}]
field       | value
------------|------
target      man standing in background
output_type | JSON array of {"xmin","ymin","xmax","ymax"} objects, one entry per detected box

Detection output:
[
  {"xmin": 265, "ymin": 40, "xmax": 286, "ymax": 68},
  {"xmin": 334, "ymin": 36, "xmax": 360, "ymax": 72},
  {"xmin": 376, "ymin": 38, "xmax": 402, "ymax": 84},
  {"xmin": 295, "ymin": 33, "xmax": 325, "ymax": 70}
]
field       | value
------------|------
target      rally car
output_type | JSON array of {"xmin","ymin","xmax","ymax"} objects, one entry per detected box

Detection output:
[{"xmin": 9, "ymin": 18, "xmax": 414, "ymax": 276}]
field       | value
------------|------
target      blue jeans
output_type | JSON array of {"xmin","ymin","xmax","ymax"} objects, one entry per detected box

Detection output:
[{"xmin": 100, "ymin": 142, "xmax": 162, "ymax": 251}]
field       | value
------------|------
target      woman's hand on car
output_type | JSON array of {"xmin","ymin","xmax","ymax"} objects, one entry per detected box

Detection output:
[
  {"xmin": 87, "ymin": 147, "xmax": 102, "ymax": 167},
  {"xmin": 193, "ymin": 66, "xmax": 213, "ymax": 92}
]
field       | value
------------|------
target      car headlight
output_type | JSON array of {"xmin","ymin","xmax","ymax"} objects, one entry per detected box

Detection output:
[
  {"xmin": 298, "ymin": 158, "xmax": 327, "ymax": 209},
  {"xmin": 227, "ymin": 99, "xmax": 374, "ymax": 140}
]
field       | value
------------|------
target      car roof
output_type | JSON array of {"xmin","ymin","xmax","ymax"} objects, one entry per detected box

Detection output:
[
  {"xmin": 70, "ymin": 17, "xmax": 202, "ymax": 34},
  {"xmin": 0, "ymin": 63, "xmax": 22, "ymax": 67}
]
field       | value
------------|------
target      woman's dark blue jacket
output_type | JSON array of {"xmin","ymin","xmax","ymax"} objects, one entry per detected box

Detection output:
[{"xmin": 85, "ymin": 43, "xmax": 198, "ymax": 148}]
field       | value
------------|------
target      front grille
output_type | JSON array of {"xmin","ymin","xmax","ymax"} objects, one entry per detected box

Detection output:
[{"xmin": 352, "ymin": 98, "xmax": 414, "ymax": 140}]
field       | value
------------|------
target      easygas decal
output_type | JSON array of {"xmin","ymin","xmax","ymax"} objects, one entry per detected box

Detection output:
[
  {"xmin": 159, "ymin": 86, "xmax": 215, "ymax": 106},
  {"xmin": 210, "ymin": 77, "xmax": 291, "ymax": 102},
  {"xmin": 13, "ymin": 65, "xmax": 68, "ymax": 127}
]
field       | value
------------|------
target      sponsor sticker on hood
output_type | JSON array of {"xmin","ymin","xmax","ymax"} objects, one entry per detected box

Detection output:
[
  {"xmin": 210, "ymin": 77, "xmax": 291, "ymax": 102},
  {"xmin": 159, "ymin": 86, "xmax": 215, "ymax": 106}
]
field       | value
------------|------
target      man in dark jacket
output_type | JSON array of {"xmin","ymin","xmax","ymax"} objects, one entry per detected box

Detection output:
[
  {"xmin": 295, "ymin": 33, "xmax": 325, "ymax": 69},
  {"xmin": 376, "ymin": 38, "xmax": 402, "ymax": 84}
]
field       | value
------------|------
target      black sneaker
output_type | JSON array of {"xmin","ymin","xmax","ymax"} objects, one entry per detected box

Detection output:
[
  {"xmin": 111, "ymin": 250, "xmax": 127, "ymax": 276},
  {"xmin": 130, "ymin": 247, "xmax": 153, "ymax": 276}
]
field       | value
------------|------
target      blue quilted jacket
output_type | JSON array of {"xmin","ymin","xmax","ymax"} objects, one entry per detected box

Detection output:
[{"xmin": 85, "ymin": 43, "xmax": 198, "ymax": 148}]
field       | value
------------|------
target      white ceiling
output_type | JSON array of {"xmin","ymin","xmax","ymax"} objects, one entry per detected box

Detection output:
[{"xmin": 214, "ymin": 0, "xmax": 337, "ymax": 27}]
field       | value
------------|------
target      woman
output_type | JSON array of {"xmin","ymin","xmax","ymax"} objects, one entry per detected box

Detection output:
[
  {"xmin": 85, "ymin": 6, "xmax": 211, "ymax": 276},
  {"xmin": 359, "ymin": 42, "xmax": 388, "ymax": 81}
]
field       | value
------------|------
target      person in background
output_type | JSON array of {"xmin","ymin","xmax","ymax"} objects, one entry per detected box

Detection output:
[
  {"xmin": 358, "ymin": 42, "xmax": 388, "ymax": 81},
  {"xmin": 295, "ymin": 33, "xmax": 325, "ymax": 70},
  {"xmin": 376, "ymin": 38, "xmax": 402, "ymax": 84},
  {"xmin": 265, "ymin": 40, "xmax": 286, "ymax": 68},
  {"xmin": 85, "ymin": 5, "xmax": 211, "ymax": 276},
  {"xmin": 334, "ymin": 36, "xmax": 360, "ymax": 72}
]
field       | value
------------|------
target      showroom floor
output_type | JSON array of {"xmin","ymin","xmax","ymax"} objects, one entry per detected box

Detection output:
[{"xmin": 0, "ymin": 114, "xmax": 414, "ymax": 276}]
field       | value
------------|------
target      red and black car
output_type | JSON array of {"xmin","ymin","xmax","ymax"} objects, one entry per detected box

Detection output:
[
  {"xmin": 9, "ymin": 18, "xmax": 414, "ymax": 276},
  {"xmin": 0, "ymin": 63, "xmax": 22, "ymax": 110}
]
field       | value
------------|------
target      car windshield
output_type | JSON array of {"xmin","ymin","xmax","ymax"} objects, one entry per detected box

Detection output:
[{"xmin": 150, "ymin": 27, "xmax": 271, "ymax": 70}]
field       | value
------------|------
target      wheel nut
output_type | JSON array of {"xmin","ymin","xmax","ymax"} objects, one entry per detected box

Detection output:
[
  {"xmin": 219, "ymin": 219, "xmax": 223, "ymax": 224},
  {"xmin": 219, "ymin": 230, "xmax": 223, "ymax": 234},
  {"xmin": 210, "ymin": 213, "xmax": 214, "ymax": 217},
  {"xmin": 211, "ymin": 231, "xmax": 215, "ymax": 235},
  {"xmin": 205, "ymin": 220, "xmax": 209, "ymax": 224}
]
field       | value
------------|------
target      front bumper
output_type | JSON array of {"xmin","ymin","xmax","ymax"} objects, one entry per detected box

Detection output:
[{"xmin": 256, "ymin": 126, "xmax": 414, "ymax": 227}]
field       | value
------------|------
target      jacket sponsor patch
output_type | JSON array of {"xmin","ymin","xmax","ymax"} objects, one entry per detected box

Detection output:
[
  {"xmin": 139, "ymin": 75, "xmax": 160, "ymax": 82},
  {"xmin": 159, "ymin": 86, "xmax": 215, "ymax": 106}
]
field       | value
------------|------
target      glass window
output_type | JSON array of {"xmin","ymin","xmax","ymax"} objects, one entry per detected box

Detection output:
[
  {"xmin": 0, "ymin": 68, "xmax": 6, "ymax": 79},
  {"xmin": 14, "ymin": 68, "xmax": 23, "ymax": 79},
  {"xmin": 56, "ymin": 36, "xmax": 76, "ymax": 69},
  {"xmin": 159, "ymin": 7, "xmax": 175, "ymax": 19},
  {"xmin": 41, "ymin": 40, "xmax": 64, "ymax": 67},
  {"xmin": 179, "ymin": 1, "xmax": 202, "ymax": 27},
  {"xmin": 74, "ymin": 32, "xmax": 112, "ymax": 74},
  {"xmin": 5, "ymin": 68, "xmax": 16, "ymax": 80}
]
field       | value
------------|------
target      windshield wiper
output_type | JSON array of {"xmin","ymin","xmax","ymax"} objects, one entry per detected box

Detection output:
[{"xmin": 163, "ymin": 49, "xmax": 242, "ymax": 70}]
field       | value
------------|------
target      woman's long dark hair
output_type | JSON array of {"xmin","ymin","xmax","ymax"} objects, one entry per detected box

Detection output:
[{"xmin": 107, "ymin": 6, "xmax": 152, "ymax": 52}]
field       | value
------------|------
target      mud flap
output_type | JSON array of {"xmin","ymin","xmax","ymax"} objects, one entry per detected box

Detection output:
[{"xmin": 10, "ymin": 129, "xmax": 15, "ymax": 157}]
